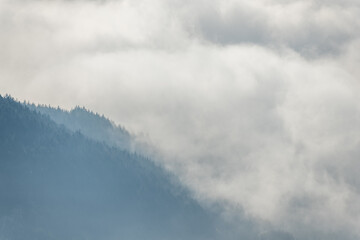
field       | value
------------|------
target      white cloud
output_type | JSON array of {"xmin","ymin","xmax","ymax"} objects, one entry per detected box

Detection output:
[{"xmin": 1, "ymin": 0, "xmax": 360, "ymax": 238}]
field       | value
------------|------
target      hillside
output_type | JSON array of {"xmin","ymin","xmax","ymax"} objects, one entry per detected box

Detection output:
[
  {"xmin": 0, "ymin": 95, "xmax": 226, "ymax": 240},
  {"xmin": 26, "ymin": 103, "xmax": 132, "ymax": 151}
]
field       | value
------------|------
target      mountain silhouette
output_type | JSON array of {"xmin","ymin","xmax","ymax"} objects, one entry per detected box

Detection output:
[{"xmin": 0, "ymin": 95, "xmax": 228, "ymax": 240}]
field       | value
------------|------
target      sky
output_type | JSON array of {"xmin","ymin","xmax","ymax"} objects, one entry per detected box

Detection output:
[{"xmin": 1, "ymin": 0, "xmax": 360, "ymax": 239}]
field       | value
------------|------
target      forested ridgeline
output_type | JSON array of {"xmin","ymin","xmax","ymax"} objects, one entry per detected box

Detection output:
[
  {"xmin": 0, "ymin": 95, "xmax": 227, "ymax": 240},
  {"xmin": 26, "ymin": 102, "xmax": 132, "ymax": 150}
]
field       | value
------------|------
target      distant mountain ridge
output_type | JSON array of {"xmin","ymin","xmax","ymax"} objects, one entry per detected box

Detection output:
[
  {"xmin": 26, "ymin": 103, "xmax": 132, "ymax": 151},
  {"xmin": 0, "ymin": 95, "xmax": 228, "ymax": 240},
  {"xmin": 0, "ymin": 95, "xmax": 293, "ymax": 240}
]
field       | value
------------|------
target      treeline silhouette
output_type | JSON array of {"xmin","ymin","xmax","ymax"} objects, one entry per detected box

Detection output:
[
  {"xmin": 0, "ymin": 95, "xmax": 224, "ymax": 240},
  {"xmin": 26, "ymin": 102, "xmax": 132, "ymax": 150}
]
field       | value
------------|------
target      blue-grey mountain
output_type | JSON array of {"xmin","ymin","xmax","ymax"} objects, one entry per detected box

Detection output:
[{"xmin": 0, "ymin": 95, "xmax": 223, "ymax": 240}]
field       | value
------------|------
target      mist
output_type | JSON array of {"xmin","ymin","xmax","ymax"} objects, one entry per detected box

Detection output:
[{"xmin": 1, "ymin": 0, "xmax": 360, "ymax": 239}]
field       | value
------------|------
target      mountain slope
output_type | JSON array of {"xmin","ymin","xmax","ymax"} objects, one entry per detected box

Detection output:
[
  {"xmin": 26, "ymin": 103, "xmax": 132, "ymax": 151},
  {"xmin": 0, "ymin": 95, "xmax": 224, "ymax": 240}
]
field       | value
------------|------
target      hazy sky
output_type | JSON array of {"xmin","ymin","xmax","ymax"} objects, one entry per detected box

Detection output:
[{"xmin": 1, "ymin": 0, "xmax": 360, "ymax": 239}]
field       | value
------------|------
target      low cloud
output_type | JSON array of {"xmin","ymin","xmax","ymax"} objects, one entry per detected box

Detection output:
[
  {"xmin": 176, "ymin": 0, "xmax": 360, "ymax": 56},
  {"xmin": 1, "ymin": 0, "xmax": 360, "ymax": 239}
]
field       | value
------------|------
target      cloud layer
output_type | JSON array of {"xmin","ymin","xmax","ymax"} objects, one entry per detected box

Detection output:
[{"xmin": 1, "ymin": 0, "xmax": 360, "ymax": 239}]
